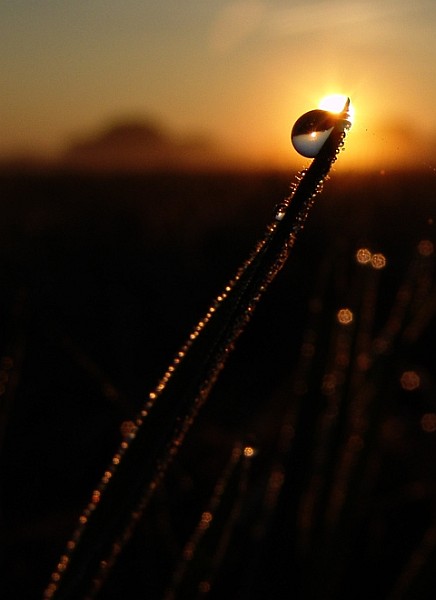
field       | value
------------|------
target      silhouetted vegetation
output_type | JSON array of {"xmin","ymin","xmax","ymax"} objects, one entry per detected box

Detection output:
[{"xmin": 1, "ymin": 169, "xmax": 436, "ymax": 599}]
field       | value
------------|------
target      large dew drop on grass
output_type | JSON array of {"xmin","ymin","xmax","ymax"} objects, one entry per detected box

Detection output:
[{"xmin": 291, "ymin": 109, "xmax": 337, "ymax": 158}]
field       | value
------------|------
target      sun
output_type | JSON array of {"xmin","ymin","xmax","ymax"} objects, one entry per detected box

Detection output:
[{"xmin": 319, "ymin": 94, "xmax": 355, "ymax": 124}]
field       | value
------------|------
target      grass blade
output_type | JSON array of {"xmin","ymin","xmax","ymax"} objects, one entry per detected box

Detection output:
[{"xmin": 44, "ymin": 105, "xmax": 351, "ymax": 599}]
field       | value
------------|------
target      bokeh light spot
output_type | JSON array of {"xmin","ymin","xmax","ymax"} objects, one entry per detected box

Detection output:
[
  {"xmin": 371, "ymin": 253, "xmax": 387, "ymax": 269},
  {"xmin": 421, "ymin": 413, "xmax": 436, "ymax": 433},
  {"xmin": 201, "ymin": 511, "xmax": 213, "ymax": 524},
  {"xmin": 337, "ymin": 308, "xmax": 354, "ymax": 325},
  {"xmin": 120, "ymin": 420, "xmax": 136, "ymax": 437},
  {"xmin": 356, "ymin": 247, "xmax": 372, "ymax": 264},
  {"xmin": 418, "ymin": 239, "xmax": 434, "ymax": 257},
  {"xmin": 400, "ymin": 370, "xmax": 421, "ymax": 391}
]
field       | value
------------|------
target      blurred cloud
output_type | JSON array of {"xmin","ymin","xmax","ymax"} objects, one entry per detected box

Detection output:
[
  {"xmin": 69, "ymin": 119, "xmax": 171, "ymax": 152},
  {"xmin": 2, "ymin": 1, "xmax": 436, "ymax": 172},
  {"xmin": 62, "ymin": 117, "xmax": 237, "ymax": 172}
]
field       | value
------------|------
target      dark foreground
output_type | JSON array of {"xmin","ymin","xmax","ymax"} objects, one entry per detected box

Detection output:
[{"xmin": 2, "ymin": 168, "xmax": 436, "ymax": 599}]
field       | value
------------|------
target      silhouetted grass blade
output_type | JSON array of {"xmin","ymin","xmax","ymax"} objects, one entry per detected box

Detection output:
[
  {"xmin": 163, "ymin": 441, "xmax": 255, "ymax": 599},
  {"xmin": 44, "ymin": 108, "xmax": 351, "ymax": 599}
]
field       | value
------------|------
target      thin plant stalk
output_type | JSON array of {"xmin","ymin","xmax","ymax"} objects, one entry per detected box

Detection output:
[
  {"xmin": 44, "ymin": 101, "xmax": 352, "ymax": 600},
  {"xmin": 163, "ymin": 441, "xmax": 255, "ymax": 600}
]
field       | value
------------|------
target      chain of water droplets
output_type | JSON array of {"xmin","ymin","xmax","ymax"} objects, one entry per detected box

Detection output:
[
  {"xmin": 43, "ymin": 182, "xmax": 300, "ymax": 599},
  {"xmin": 44, "ymin": 127, "xmax": 349, "ymax": 600}
]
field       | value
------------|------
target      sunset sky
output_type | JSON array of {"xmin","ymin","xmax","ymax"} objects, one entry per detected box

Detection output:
[{"xmin": 2, "ymin": 0, "xmax": 436, "ymax": 171}]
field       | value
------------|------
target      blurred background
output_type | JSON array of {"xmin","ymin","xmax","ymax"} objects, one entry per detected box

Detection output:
[
  {"xmin": 2, "ymin": 0, "xmax": 436, "ymax": 173},
  {"xmin": 2, "ymin": 2, "xmax": 436, "ymax": 599}
]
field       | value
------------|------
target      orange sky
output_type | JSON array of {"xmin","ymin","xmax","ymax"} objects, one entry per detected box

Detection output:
[{"xmin": 2, "ymin": 1, "xmax": 436, "ymax": 171}]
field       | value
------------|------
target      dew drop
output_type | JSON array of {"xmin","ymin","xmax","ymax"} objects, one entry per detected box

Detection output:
[
  {"xmin": 274, "ymin": 202, "xmax": 288, "ymax": 221},
  {"xmin": 291, "ymin": 98, "xmax": 352, "ymax": 158},
  {"xmin": 291, "ymin": 110, "xmax": 337, "ymax": 158}
]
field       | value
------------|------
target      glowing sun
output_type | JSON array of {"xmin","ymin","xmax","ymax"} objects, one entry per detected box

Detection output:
[{"xmin": 319, "ymin": 94, "xmax": 355, "ymax": 124}]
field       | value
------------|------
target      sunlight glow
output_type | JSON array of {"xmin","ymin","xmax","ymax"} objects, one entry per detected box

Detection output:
[{"xmin": 319, "ymin": 94, "xmax": 355, "ymax": 124}]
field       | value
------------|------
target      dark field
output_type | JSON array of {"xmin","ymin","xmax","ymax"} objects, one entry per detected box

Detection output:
[{"xmin": 2, "ymin": 168, "xmax": 436, "ymax": 599}]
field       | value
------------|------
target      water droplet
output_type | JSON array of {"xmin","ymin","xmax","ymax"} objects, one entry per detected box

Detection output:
[
  {"xmin": 291, "ymin": 110, "xmax": 337, "ymax": 158},
  {"xmin": 291, "ymin": 98, "xmax": 352, "ymax": 158},
  {"xmin": 274, "ymin": 202, "xmax": 288, "ymax": 221}
]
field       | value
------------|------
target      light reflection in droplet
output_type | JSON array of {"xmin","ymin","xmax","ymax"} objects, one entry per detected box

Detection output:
[
  {"xmin": 92, "ymin": 490, "xmax": 101, "ymax": 504},
  {"xmin": 274, "ymin": 202, "xmax": 288, "ymax": 221},
  {"xmin": 102, "ymin": 470, "xmax": 112, "ymax": 484},
  {"xmin": 291, "ymin": 110, "xmax": 335, "ymax": 158}
]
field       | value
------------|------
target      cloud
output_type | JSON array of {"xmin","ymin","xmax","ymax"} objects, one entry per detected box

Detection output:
[
  {"xmin": 63, "ymin": 118, "xmax": 220, "ymax": 172},
  {"xmin": 61, "ymin": 115, "xmax": 280, "ymax": 173}
]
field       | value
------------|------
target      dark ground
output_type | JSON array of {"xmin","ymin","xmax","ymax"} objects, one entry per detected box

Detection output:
[{"xmin": 1, "ymin": 168, "xmax": 436, "ymax": 599}]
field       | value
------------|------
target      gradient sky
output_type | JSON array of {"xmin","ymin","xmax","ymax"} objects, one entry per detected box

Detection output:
[{"xmin": 2, "ymin": 0, "xmax": 436, "ymax": 170}]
